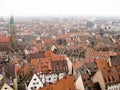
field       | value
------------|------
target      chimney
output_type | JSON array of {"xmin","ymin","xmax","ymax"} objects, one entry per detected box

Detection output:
[{"xmin": 107, "ymin": 56, "xmax": 112, "ymax": 67}]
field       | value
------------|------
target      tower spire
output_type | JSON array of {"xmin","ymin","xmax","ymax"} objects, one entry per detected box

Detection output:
[
  {"xmin": 10, "ymin": 15, "xmax": 14, "ymax": 26},
  {"xmin": 10, "ymin": 15, "xmax": 18, "ymax": 51}
]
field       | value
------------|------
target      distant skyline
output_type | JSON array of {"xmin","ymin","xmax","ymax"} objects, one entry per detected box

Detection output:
[{"xmin": 0, "ymin": 0, "xmax": 120, "ymax": 17}]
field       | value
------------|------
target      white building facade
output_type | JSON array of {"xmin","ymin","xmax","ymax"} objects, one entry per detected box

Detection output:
[{"xmin": 28, "ymin": 74, "xmax": 43, "ymax": 90}]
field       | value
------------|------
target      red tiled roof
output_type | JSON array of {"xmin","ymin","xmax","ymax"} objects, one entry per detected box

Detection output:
[
  {"xmin": 30, "ymin": 46, "xmax": 39, "ymax": 54},
  {"xmin": 101, "ymin": 67, "xmax": 120, "ymax": 84},
  {"xmin": 73, "ymin": 60, "xmax": 82, "ymax": 69},
  {"xmin": 31, "ymin": 51, "xmax": 67, "ymax": 74},
  {"xmin": 44, "ymin": 50, "xmax": 65, "ymax": 61},
  {"xmin": 85, "ymin": 58, "xmax": 94, "ymax": 63},
  {"xmin": 0, "ymin": 36, "xmax": 11, "ymax": 43},
  {"xmin": 81, "ymin": 73, "xmax": 93, "ymax": 87},
  {"xmin": 50, "ymin": 53, "xmax": 65, "ymax": 61},
  {"xmin": 96, "ymin": 58, "xmax": 120, "ymax": 84},
  {"xmin": 39, "ymin": 76, "xmax": 75, "ymax": 90},
  {"xmin": 108, "ymin": 51, "xmax": 117, "ymax": 56},
  {"xmin": 56, "ymin": 34, "xmax": 70, "ymax": 39},
  {"xmin": 95, "ymin": 59, "xmax": 109, "ymax": 69},
  {"xmin": 15, "ymin": 64, "xmax": 22, "ymax": 76},
  {"xmin": 40, "ymin": 58, "xmax": 52, "ymax": 72},
  {"xmin": 23, "ymin": 64, "xmax": 31, "ymax": 77},
  {"xmin": 21, "ymin": 29, "xmax": 32, "ymax": 35},
  {"xmin": 44, "ymin": 50, "xmax": 52, "ymax": 57},
  {"xmin": 43, "ymin": 39, "xmax": 55, "ymax": 45},
  {"xmin": 31, "ymin": 58, "xmax": 52, "ymax": 73}
]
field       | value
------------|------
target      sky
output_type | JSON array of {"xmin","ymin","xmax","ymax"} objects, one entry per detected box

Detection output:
[{"xmin": 0, "ymin": 0, "xmax": 120, "ymax": 17}]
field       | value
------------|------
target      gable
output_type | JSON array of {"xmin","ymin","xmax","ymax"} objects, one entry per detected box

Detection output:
[
  {"xmin": 1, "ymin": 83, "xmax": 13, "ymax": 90},
  {"xmin": 28, "ymin": 74, "xmax": 43, "ymax": 90}
]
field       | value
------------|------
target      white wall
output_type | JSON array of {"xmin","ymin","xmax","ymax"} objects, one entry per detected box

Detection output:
[
  {"xmin": 52, "ymin": 74, "xmax": 57, "ymax": 83},
  {"xmin": 40, "ymin": 74, "xmax": 58, "ymax": 84},
  {"xmin": 93, "ymin": 70, "xmax": 105, "ymax": 90},
  {"xmin": 59, "ymin": 73, "xmax": 65, "ymax": 80},
  {"xmin": 107, "ymin": 83, "xmax": 120, "ymax": 90},
  {"xmin": 75, "ymin": 75, "xmax": 85, "ymax": 90},
  {"xmin": 39, "ymin": 72, "xmax": 65, "ymax": 84},
  {"xmin": 66, "ymin": 56, "xmax": 73, "ymax": 75},
  {"xmin": 28, "ymin": 74, "xmax": 43, "ymax": 90}
]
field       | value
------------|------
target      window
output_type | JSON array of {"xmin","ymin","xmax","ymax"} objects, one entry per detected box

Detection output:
[
  {"xmin": 94, "ymin": 67, "xmax": 97, "ymax": 70},
  {"xmin": 34, "ymin": 86, "xmax": 37, "ymax": 89},
  {"xmin": 88, "ymin": 68, "xmax": 90, "ymax": 70},
  {"xmin": 81, "ymin": 68, "xmax": 84, "ymax": 71},
  {"xmin": 31, "ymin": 87, "xmax": 33, "ymax": 90},
  {"xmin": 37, "ymin": 82, "xmax": 39, "ymax": 84},
  {"xmin": 88, "ymin": 78, "xmax": 91, "ymax": 80},
  {"xmin": 5, "ymin": 87, "xmax": 7, "ymax": 89},
  {"xmin": 34, "ymin": 78, "xmax": 36, "ymax": 81}
]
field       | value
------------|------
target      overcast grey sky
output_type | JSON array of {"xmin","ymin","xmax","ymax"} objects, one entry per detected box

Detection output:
[{"xmin": 0, "ymin": 0, "xmax": 120, "ymax": 17}]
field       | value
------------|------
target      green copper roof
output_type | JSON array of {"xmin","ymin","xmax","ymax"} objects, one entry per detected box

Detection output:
[{"xmin": 10, "ymin": 15, "xmax": 14, "ymax": 26}]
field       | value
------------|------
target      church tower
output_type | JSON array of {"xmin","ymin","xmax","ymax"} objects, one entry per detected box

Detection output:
[{"xmin": 10, "ymin": 15, "xmax": 18, "ymax": 50}]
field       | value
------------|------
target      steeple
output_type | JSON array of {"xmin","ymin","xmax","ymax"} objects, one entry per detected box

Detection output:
[
  {"xmin": 10, "ymin": 15, "xmax": 14, "ymax": 26},
  {"xmin": 10, "ymin": 15, "xmax": 18, "ymax": 51}
]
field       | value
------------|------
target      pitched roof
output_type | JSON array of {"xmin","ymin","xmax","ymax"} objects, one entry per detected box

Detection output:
[
  {"xmin": 31, "ymin": 58, "xmax": 52, "ymax": 73},
  {"xmin": 101, "ymin": 67, "xmax": 120, "ymax": 84},
  {"xmin": 0, "ymin": 37, "xmax": 11, "ymax": 43},
  {"xmin": 31, "ymin": 51, "xmax": 68, "ymax": 74},
  {"xmin": 110, "ymin": 55, "xmax": 120, "ymax": 66},
  {"xmin": 39, "ymin": 76, "xmax": 75, "ymax": 90},
  {"xmin": 108, "ymin": 51, "xmax": 117, "ymax": 56},
  {"xmin": 73, "ymin": 60, "xmax": 82, "ymax": 69},
  {"xmin": 85, "ymin": 58, "xmax": 94, "ymax": 63},
  {"xmin": 95, "ymin": 58, "xmax": 120, "ymax": 84},
  {"xmin": 44, "ymin": 50, "xmax": 65, "ymax": 61},
  {"xmin": 30, "ymin": 46, "xmax": 39, "ymax": 54},
  {"xmin": 95, "ymin": 59, "xmax": 109, "ymax": 69},
  {"xmin": 23, "ymin": 63, "xmax": 31, "ymax": 77},
  {"xmin": 29, "ymin": 51, "xmax": 45, "ymax": 59},
  {"xmin": 15, "ymin": 64, "xmax": 22, "ymax": 76},
  {"xmin": 81, "ymin": 73, "xmax": 93, "ymax": 87}
]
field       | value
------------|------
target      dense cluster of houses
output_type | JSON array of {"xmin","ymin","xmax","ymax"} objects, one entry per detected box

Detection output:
[{"xmin": 0, "ymin": 16, "xmax": 120, "ymax": 90}]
